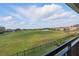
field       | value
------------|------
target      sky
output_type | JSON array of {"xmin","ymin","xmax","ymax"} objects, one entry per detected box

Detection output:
[{"xmin": 0, "ymin": 3, "xmax": 79, "ymax": 29}]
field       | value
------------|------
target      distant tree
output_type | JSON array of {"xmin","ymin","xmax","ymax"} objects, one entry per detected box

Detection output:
[
  {"xmin": 15, "ymin": 29, "xmax": 21, "ymax": 31},
  {"xmin": 0, "ymin": 27, "xmax": 6, "ymax": 34}
]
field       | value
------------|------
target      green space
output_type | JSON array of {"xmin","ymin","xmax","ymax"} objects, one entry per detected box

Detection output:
[{"xmin": 0, "ymin": 30, "xmax": 77, "ymax": 56}]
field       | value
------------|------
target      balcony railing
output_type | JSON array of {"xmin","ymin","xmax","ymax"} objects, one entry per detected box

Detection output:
[{"xmin": 45, "ymin": 36, "xmax": 79, "ymax": 56}]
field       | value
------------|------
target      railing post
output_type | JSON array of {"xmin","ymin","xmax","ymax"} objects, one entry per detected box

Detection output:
[
  {"xmin": 16, "ymin": 53, "xmax": 18, "ymax": 56},
  {"xmin": 67, "ymin": 42, "xmax": 72, "ymax": 56},
  {"xmin": 23, "ymin": 50, "xmax": 26, "ymax": 56},
  {"xmin": 62, "ymin": 52, "xmax": 67, "ymax": 56}
]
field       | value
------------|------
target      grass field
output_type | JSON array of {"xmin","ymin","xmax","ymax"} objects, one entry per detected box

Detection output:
[{"xmin": 0, "ymin": 30, "xmax": 76, "ymax": 56}]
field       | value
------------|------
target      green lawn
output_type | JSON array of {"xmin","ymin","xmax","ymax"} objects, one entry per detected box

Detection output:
[{"xmin": 0, "ymin": 30, "xmax": 75, "ymax": 56}]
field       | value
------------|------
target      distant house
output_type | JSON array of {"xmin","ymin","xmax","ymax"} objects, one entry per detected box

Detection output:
[
  {"xmin": 40, "ymin": 28, "xmax": 49, "ymax": 31},
  {"xmin": 41, "ymin": 29, "xmax": 49, "ymax": 31},
  {"xmin": 54, "ymin": 27, "xmax": 65, "ymax": 31},
  {"xmin": 6, "ymin": 29, "xmax": 15, "ymax": 32},
  {"xmin": 68, "ymin": 24, "xmax": 79, "ymax": 31},
  {"xmin": 54, "ymin": 24, "xmax": 79, "ymax": 31}
]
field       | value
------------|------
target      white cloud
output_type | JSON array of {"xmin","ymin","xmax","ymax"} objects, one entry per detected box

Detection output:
[
  {"xmin": 44, "ymin": 11, "xmax": 76, "ymax": 20},
  {"xmin": 13, "ymin": 4, "xmax": 64, "ymax": 20},
  {"xmin": 0, "ymin": 4, "xmax": 79, "ymax": 29},
  {"xmin": 0, "ymin": 16, "xmax": 13, "ymax": 22},
  {"xmin": 11, "ymin": 4, "xmax": 78, "ymax": 21},
  {"xmin": 19, "ymin": 21, "xmax": 25, "ymax": 25}
]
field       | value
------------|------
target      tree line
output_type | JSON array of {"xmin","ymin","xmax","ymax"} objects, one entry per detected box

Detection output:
[{"xmin": 0, "ymin": 27, "xmax": 6, "ymax": 34}]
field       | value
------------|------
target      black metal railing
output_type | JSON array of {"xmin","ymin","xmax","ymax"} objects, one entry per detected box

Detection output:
[{"xmin": 45, "ymin": 36, "xmax": 79, "ymax": 56}]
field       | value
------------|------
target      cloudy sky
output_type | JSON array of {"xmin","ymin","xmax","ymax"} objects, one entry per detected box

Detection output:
[{"xmin": 0, "ymin": 3, "xmax": 79, "ymax": 29}]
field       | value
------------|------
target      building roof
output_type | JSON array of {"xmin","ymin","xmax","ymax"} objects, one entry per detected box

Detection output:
[{"xmin": 66, "ymin": 3, "xmax": 79, "ymax": 13}]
